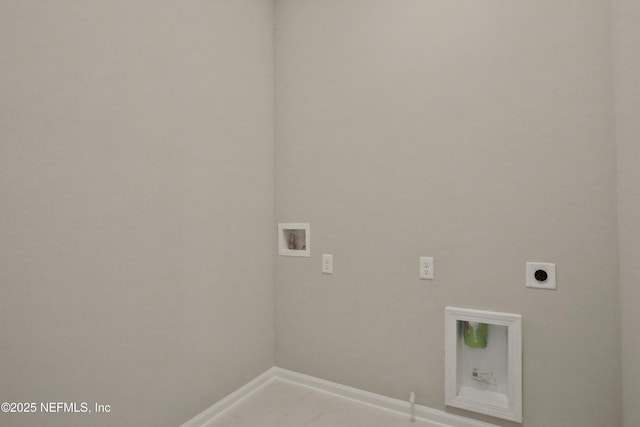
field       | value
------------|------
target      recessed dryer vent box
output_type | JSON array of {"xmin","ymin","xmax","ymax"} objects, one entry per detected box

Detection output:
[
  {"xmin": 278, "ymin": 223, "xmax": 310, "ymax": 257},
  {"xmin": 445, "ymin": 307, "xmax": 523, "ymax": 423}
]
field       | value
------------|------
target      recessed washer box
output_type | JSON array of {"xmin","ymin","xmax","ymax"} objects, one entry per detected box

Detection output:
[
  {"xmin": 277, "ymin": 223, "xmax": 310, "ymax": 257},
  {"xmin": 445, "ymin": 307, "xmax": 523, "ymax": 423}
]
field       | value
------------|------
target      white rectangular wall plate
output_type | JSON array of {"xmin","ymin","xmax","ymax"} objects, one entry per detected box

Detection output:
[
  {"xmin": 322, "ymin": 254, "xmax": 333, "ymax": 274},
  {"xmin": 526, "ymin": 262, "xmax": 556, "ymax": 290},
  {"xmin": 419, "ymin": 257, "xmax": 434, "ymax": 280}
]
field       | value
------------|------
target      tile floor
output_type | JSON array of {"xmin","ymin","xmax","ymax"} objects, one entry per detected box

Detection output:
[{"xmin": 207, "ymin": 380, "xmax": 438, "ymax": 427}]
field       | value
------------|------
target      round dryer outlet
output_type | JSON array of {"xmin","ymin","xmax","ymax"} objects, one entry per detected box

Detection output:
[{"xmin": 526, "ymin": 262, "xmax": 556, "ymax": 290}]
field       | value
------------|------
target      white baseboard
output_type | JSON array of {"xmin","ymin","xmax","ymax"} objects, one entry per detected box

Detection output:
[
  {"xmin": 180, "ymin": 368, "xmax": 277, "ymax": 427},
  {"xmin": 181, "ymin": 367, "xmax": 501, "ymax": 427}
]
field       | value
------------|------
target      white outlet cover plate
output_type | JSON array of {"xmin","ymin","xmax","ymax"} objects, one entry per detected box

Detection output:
[
  {"xmin": 526, "ymin": 262, "xmax": 556, "ymax": 289},
  {"xmin": 419, "ymin": 257, "xmax": 434, "ymax": 280},
  {"xmin": 322, "ymin": 254, "xmax": 333, "ymax": 274}
]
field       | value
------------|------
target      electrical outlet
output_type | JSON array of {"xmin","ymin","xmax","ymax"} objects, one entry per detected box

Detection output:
[
  {"xmin": 526, "ymin": 262, "xmax": 556, "ymax": 289},
  {"xmin": 419, "ymin": 257, "xmax": 434, "ymax": 280},
  {"xmin": 322, "ymin": 254, "xmax": 333, "ymax": 274}
]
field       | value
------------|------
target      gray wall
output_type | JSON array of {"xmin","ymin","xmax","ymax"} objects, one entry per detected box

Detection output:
[
  {"xmin": 0, "ymin": 1, "xmax": 274, "ymax": 426},
  {"xmin": 274, "ymin": 1, "xmax": 622, "ymax": 426},
  {"xmin": 1, "ymin": 1, "xmax": 632, "ymax": 426},
  {"xmin": 613, "ymin": 0, "xmax": 640, "ymax": 425}
]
